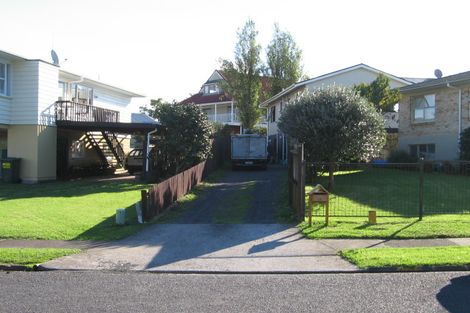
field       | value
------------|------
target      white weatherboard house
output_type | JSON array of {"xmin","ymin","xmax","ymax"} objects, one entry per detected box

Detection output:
[
  {"xmin": 0, "ymin": 50, "xmax": 160, "ymax": 183},
  {"xmin": 259, "ymin": 64, "xmax": 419, "ymax": 162}
]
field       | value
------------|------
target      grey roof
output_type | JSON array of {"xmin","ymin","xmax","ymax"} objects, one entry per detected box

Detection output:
[
  {"xmin": 131, "ymin": 113, "xmax": 160, "ymax": 125},
  {"xmin": 400, "ymin": 70, "xmax": 470, "ymax": 93}
]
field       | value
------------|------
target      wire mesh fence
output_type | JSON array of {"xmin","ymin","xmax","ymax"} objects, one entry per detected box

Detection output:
[{"xmin": 307, "ymin": 161, "xmax": 470, "ymax": 217}]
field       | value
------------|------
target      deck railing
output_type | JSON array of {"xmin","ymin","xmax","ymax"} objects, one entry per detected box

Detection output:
[{"xmin": 55, "ymin": 100, "xmax": 120, "ymax": 123}]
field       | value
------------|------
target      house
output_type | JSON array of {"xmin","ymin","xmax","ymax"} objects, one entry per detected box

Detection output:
[
  {"xmin": 180, "ymin": 70, "xmax": 267, "ymax": 134},
  {"xmin": 399, "ymin": 70, "xmax": 470, "ymax": 160},
  {"xmin": 259, "ymin": 64, "xmax": 417, "ymax": 162},
  {"xmin": 0, "ymin": 50, "xmax": 161, "ymax": 183}
]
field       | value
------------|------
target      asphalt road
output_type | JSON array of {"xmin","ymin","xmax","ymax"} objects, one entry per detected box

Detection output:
[{"xmin": 1, "ymin": 271, "xmax": 469, "ymax": 313}]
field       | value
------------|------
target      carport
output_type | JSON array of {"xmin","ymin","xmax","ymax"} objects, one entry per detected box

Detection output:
[{"xmin": 55, "ymin": 106, "xmax": 162, "ymax": 178}]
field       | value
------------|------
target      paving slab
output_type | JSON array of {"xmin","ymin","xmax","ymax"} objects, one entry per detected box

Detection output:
[{"xmin": 41, "ymin": 224, "xmax": 358, "ymax": 272}]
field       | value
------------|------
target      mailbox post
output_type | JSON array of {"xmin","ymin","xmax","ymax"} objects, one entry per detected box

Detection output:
[{"xmin": 307, "ymin": 184, "xmax": 330, "ymax": 226}]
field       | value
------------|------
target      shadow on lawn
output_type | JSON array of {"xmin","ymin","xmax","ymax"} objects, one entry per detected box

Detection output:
[
  {"xmin": 0, "ymin": 178, "xmax": 148, "ymax": 201},
  {"xmin": 72, "ymin": 203, "xmax": 147, "ymax": 241},
  {"xmin": 312, "ymin": 167, "xmax": 470, "ymax": 216}
]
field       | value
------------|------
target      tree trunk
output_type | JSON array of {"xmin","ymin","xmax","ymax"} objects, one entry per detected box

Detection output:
[{"xmin": 328, "ymin": 161, "xmax": 335, "ymax": 191}]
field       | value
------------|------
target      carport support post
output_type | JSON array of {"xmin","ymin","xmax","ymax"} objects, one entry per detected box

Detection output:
[{"xmin": 142, "ymin": 133, "xmax": 149, "ymax": 179}]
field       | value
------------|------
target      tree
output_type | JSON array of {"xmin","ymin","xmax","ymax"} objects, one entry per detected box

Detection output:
[
  {"xmin": 149, "ymin": 101, "xmax": 212, "ymax": 176},
  {"xmin": 278, "ymin": 86, "xmax": 386, "ymax": 189},
  {"xmin": 140, "ymin": 98, "xmax": 175, "ymax": 119},
  {"xmin": 354, "ymin": 74, "xmax": 401, "ymax": 112},
  {"xmin": 220, "ymin": 19, "xmax": 263, "ymax": 131},
  {"xmin": 266, "ymin": 24, "xmax": 303, "ymax": 96}
]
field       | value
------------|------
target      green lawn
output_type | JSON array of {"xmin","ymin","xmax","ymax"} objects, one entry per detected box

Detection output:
[
  {"xmin": 0, "ymin": 248, "xmax": 81, "ymax": 268},
  {"xmin": 300, "ymin": 215, "xmax": 470, "ymax": 239},
  {"xmin": 308, "ymin": 167, "xmax": 470, "ymax": 217},
  {"xmin": 341, "ymin": 246, "xmax": 470, "ymax": 269},
  {"xmin": 0, "ymin": 179, "xmax": 150, "ymax": 241}
]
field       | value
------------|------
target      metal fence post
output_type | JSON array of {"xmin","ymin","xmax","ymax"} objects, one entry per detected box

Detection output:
[{"xmin": 418, "ymin": 159, "xmax": 424, "ymax": 220}]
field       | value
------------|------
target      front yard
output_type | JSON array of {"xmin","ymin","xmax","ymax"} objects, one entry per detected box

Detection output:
[
  {"xmin": 0, "ymin": 179, "xmax": 150, "ymax": 241},
  {"xmin": 302, "ymin": 166, "xmax": 470, "ymax": 239},
  {"xmin": 0, "ymin": 248, "xmax": 80, "ymax": 269}
]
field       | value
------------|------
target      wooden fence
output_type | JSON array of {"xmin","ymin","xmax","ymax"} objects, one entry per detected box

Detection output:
[{"xmin": 141, "ymin": 135, "xmax": 229, "ymax": 220}]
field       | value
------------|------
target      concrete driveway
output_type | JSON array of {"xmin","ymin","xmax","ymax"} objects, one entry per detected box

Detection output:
[{"xmin": 42, "ymin": 223, "xmax": 357, "ymax": 272}]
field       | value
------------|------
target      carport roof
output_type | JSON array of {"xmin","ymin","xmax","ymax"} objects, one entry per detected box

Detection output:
[{"xmin": 56, "ymin": 120, "xmax": 162, "ymax": 134}]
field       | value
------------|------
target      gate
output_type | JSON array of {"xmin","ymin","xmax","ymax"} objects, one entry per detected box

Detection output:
[{"xmin": 288, "ymin": 143, "xmax": 306, "ymax": 222}]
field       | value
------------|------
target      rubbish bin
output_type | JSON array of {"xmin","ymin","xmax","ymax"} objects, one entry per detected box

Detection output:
[{"xmin": 1, "ymin": 158, "xmax": 21, "ymax": 183}]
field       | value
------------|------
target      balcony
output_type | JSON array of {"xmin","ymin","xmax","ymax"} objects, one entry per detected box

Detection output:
[
  {"xmin": 55, "ymin": 100, "xmax": 120, "ymax": 123},
  {"xmin": 206, "ymin": 113, "xmax": 240, "ymax": 123}
]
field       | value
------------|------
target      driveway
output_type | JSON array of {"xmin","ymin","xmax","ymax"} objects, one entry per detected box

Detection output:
[
  {"xmin": 41, "ymin": 166, "xmax": 355, "ymax": 272},
  {"xmin": 174, "ymin": 165, "xmax": 287, "ymax": 224}
]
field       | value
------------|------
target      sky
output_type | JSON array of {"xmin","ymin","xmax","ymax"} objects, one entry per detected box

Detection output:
[{"xmin": 2, "ymin": 0, "xmax": 470, "ymax": 106}]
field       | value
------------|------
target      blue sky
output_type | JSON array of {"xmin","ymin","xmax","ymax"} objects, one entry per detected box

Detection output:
[{"xmin": 2, "ymin": 0, "xmax": 470, "ymax": 104}]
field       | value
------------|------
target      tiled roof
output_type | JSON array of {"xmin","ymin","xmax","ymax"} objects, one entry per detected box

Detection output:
[{"xmin": 180, "ymin": 92, "xmax": 232, "ymax": 105}]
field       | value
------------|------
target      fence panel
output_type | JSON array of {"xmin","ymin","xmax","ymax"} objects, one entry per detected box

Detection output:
[{"xmin": 309, "ymin": 161, "xmax": 470, "ymax": 218}]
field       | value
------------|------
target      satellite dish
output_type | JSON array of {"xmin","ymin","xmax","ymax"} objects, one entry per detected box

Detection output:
[
  {"xmin": 434, "ymin": 69, "xmax": 443, "ymax": 79},
  {"xmin": 51, "ymin": 49, "xmax": 59, "ymax": 66}
]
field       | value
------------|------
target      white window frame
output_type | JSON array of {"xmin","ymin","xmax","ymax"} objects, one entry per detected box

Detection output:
[
  {"xmin": 411, "ymin": 94, "xmax": 435, "ymax": 122},
  {"xmin": 0, "ymin": 62, "xmax": 10, "ymax": 96}
]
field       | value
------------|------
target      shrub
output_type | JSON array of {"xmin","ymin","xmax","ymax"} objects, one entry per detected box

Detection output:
[
  {"xmin": 387, "ymin": 150, "xmax": 417, "ymax": 163},
  {"xmin": 460, "ymin": 127, "xmax": 470, "ymax": 160}
]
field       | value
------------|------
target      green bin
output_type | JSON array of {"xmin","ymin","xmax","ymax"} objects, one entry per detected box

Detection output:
[{"xmin": 1, "ymin": 158, "xmax": 21, "ymax": 183}]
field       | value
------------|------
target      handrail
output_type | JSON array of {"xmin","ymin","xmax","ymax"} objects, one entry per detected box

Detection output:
[{"xmin": 55, "ymin": 100, "xmax": 120, "ymax": 123}]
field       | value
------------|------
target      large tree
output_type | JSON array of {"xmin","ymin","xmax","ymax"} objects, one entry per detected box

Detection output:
[
  {"xmin": 354, "ymin": 74, "xmax": 401, "ymax": 112},
  {"xmin": 148, "ymin": 101, "xmax": 212, "ymax": 176},
  {"xmin": 220, "ymin": 19, "xmax": 263, "ymax": 131},
  {"xmin": 266, "ymin": 24, "xmax": 303, "ymax": 96},
  {"xmin": 278, "ymin": 86, "xmax": 386, "ymax": 189}
]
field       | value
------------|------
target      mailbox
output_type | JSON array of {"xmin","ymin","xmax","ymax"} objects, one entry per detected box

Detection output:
[{"xmin": 307, "ymin": 184, "xmax": 330, "ymax": 226}]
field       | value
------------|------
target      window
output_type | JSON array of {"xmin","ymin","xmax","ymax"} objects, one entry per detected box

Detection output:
[
  {"xmin": 411, "ymin": 94, "xmax": 435, "ymax": 122},
  {"xmin": 410, "ymin": 144, "xmax": 435, "ymax": 160},
  {"xmin": 0, "ymin": 63, "xmax": 10, "ymax": 96},
  {"xmin": 270, "ymin": 106, "xmax": 276, "ymax": 122},
  {"xmin": 71, "ymin": 140, "xmax": 85, "ymax": 159},
  {"xmin": 203, "ymin": 84, "xmax": 219, "ymax": 95}
]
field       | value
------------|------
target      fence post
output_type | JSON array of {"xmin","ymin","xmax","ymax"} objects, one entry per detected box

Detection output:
[
  {"xmin": 418, "ymin": 159, "xmax": 424, "ymax": 220},
  {"xmin": 141, "ymin": 189, "xmax": 148, "ymax": 221}
]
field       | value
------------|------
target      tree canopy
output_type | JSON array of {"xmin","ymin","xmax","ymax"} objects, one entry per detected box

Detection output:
[
  {"xmin": 147, "ymin": 101, "xmax": 212, "ymax": 176},
  {"xmin": 220, "ymin": 19, "xmax": 263, "ymax": 131},
  {"xmin": 278, "ymin": 87, "xmax": 386, "ymax": 189},
  {"xmin": 354, "ymin": 74, "xmax": 401, "ymax": 112},
  {"xmin": 266, "ymin": 24, "xmax": 303, "ymax": 96}
]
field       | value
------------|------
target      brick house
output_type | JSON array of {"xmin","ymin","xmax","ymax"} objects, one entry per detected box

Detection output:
[{"xmin": 399, "ymin": 71, "xmax": 470, "ymax": 160}]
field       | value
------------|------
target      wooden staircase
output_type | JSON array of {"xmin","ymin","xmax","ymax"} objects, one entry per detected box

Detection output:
[{"xmin": 85, "ymin": 131, "xmax": 127, "ymax": 168}]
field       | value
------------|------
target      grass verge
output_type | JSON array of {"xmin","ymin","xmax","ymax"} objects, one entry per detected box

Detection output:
[
  {"xmin": 341, "ymin": 246, "xmax": 470, "ymax": 269},
  {"xmin": 0, "ymin": 248, "xmax": 81, "ymax": 268},
  {"xmin": 300, "ymin": 215, "xmax": 470, "ymax": 239},
  {"xmin": 0, "ymin": 179, "xmax": 150, "ymax": 241}
]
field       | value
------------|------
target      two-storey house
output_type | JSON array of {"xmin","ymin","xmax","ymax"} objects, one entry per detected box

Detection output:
[
  {"xmin": 0, "ymin": 50, "xmax": 160, "ymax": 183},
  {"xmin": 259, "ymin": 64, "xmax": 416, "ymax": 163},
  {"xmin": 399, "ymin": 70, "xmax": 470, "ymax": 160},
  {"xmin": 180, "ymin": 70, "xmax": 268, "ymax": 134}
]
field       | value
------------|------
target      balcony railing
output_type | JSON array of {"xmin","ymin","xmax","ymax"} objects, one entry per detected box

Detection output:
[
  {"xmin": 206, "ymin": 113, "xmax": 240, "ymax": 123},
  {"xmin": 55, "ymin": 100, "xmax": 120, "ymax": 123}
]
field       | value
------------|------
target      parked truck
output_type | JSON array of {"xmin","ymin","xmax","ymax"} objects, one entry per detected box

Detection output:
[{"xmin": 231, "ymin": 134, "xmax": 268, "ymax": 170}]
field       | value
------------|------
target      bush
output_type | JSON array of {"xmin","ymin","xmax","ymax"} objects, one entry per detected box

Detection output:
[
  {"xmin": 387, "ymin": 150, "xmax": 417, "ymax": 163},
  {"xmin": 460, "ymin": 127, "xmax": 470, "ymax": 160}
]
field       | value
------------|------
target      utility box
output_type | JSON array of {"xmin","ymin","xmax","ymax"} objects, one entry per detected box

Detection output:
[{"xmin": 1, "ymin": 158, "xmax": 21, "ymax": 183}]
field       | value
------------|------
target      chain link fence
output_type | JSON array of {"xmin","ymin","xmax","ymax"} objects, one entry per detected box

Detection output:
[{"xmin": 308, "ymin": 161, "xmax": 470, "ymax": 217}]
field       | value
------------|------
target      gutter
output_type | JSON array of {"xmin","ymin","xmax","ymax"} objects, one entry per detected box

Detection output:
[{"xmin": 446, "ymin": 82, "xmax": 462, "ymax": 148}]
